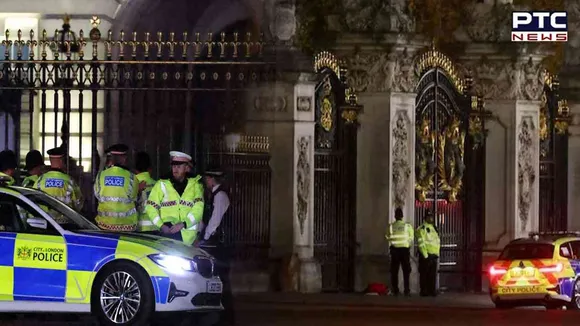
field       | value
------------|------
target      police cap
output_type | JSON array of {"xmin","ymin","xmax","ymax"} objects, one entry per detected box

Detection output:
[
  {"xmin": 47, "ymin": 147, "xmax": 66, "ymax": 158},
  {"xmin": 25, "ymin": 150, "xmax": 45, "ymax": 170},
  {"xmin": 204, "ymin": 165, "xmax": 225, "ymax": 178},
  {"xmin": 105, "ymin": 144, "xmax": 129, "ymax": 156},
  {"xmin": 0, "ymin": 150, "xmax": 17, "ymax": 170},
  {"xmin": 169, "ymin": 151, "xmax": 192, "ymax": 165}
]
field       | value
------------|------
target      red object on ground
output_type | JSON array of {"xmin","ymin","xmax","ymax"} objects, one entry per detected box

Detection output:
[{"xmin": 366, "ymin": 283, "xmax": 388, "ymax": 295}]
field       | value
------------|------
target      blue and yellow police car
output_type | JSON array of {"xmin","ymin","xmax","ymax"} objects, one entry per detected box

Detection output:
[
  {"xmin": 489, "ymin": 231, "xmax": 580, "ymax": 310},
  {"xmin": 0, "ymin": 176, "xmax": 222, "ymax": 325}
]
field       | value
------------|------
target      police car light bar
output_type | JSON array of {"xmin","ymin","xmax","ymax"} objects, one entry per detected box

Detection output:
[{"xmin": 529, "ymin": 231, "xmax": 580, "ymax": 237}]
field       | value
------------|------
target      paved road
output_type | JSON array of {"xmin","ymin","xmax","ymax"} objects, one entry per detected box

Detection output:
[{"xmin": 3, "ymin": 293, "xmax": 580, "ymax": 325}]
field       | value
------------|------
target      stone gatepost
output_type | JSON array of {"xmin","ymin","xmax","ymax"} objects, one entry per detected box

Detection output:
[
  {"xmin": 344, "ymin": 45, "xmax": 421, "ymax": 293},
  {"xmin": 244, "ymin": 72, "xmax": 321, "ymax": 293}
]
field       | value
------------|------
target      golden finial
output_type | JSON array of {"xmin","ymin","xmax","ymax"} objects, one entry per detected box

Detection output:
[
  {"xmin": 193, "ymin": 33, "xmax": 201, "ymax": 58},
  {"xmin": 63, "ymin": 13, "xmax": 71, "ymax": 25},
  {"xmin": 243, "ymin": 32, "xmax": 253, "ymax": 58},
  {"xmin": 143, "ymin": 32, "xmax": 151, "ymax": 57},
  {"xmin": 205, "ymin": 32, "xmax": 215, "ymax": 58},
  {"xmin": 219, "ymin": 32, "xmax": 226, "ymax": 58},
  {"xmin": 129, "ymin": 31, "xmax": 138, "ymax": 57},
  {"xmin": 231, "ymin": 32, "xmax": 240, "ymax": 58},
  {"xmin": 78, "ymin": 29, "xmax": 86, "ymax": 58},
  {"xmin": 168, "ymin": 32, "xmax": 176, "ymax": 58},
  {"xmin": 180, "ymin": 32, "xmax": 189, "ymax": 58}
]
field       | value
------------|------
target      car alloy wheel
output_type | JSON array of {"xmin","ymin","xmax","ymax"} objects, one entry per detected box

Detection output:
[
  {"xmin": 574, "ymin": 280, "xmax": 580, "ymax": 309},
  {"xmin": 99, "ymin": 271, "xmax": 142, "ymax": 324}
]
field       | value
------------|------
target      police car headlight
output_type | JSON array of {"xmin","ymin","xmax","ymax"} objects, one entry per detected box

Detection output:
[{"xmin": 148, "ymin": 254, "xmax": 196, "ymax": 272}]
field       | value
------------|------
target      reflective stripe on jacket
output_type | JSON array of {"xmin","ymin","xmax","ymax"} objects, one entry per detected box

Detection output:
[
  {"xmin": 34, "ymin": 170, "xmax": 83, "ymax": 212},
  {"xmin": 417, "ymin": 222, "xmax": 441, "ymax": 258},
  {"xmin": 94, "ymin": 166, "xmax": 139, "ymax": 232},
  {"xmin": 385, "ymin": 220, "xmax": 414, "ymax": 248},
  {"xmin": 145, "ymin": 175, "xmax": 204, "ymax": 245},
  {"xmin": 136, "ymin": 171, "xmax": 157, "ymax": 232}
]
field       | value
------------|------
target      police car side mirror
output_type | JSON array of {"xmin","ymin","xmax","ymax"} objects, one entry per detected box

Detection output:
[{"xmin": 27, "ymin": 217, "xmax": 48, "ymax": 230}]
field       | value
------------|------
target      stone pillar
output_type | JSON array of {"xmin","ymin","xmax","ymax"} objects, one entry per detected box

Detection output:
[
  {"xmin": 388, "ymin": 92, "xmax": 418, "ymax": 293},
  {"xmin": 243, "ymin": 72, "xmax": 320, "ymax": 293},
  {"xmin": 511, "ymin": 101, "xmax": 541, "ymax": 239},
  {"xmin": 292, "ymin": 77, "xmax": 321, "ymax": 293},
  {"xmin": 345, "ymin": 45, "xmax": 420, "ymax": 292}
]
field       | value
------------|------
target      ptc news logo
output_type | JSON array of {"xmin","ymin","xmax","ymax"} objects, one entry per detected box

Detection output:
[{"xmin": 511, "ymin": 11, "xmax": 568, "ymax": 42}]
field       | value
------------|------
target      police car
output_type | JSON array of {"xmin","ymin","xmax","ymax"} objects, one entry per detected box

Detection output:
[
  {"xmin": 489, "ymin": 232, "xmax": 580, "ymax": 310},
  {"xmin": 0, "ymin": 176, "xmax": 222, "ymax": 325}
]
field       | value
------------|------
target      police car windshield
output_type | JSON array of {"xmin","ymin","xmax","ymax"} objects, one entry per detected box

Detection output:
[
  {"xmin": 23, "ymin": 192, "xmax": 99, "ymax": 231},
  {"xmin": 499, "ymin": 243, "xmax": 555, "ymax": 260}
]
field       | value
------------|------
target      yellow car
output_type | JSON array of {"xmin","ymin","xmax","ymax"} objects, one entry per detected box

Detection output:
[
  {"xmin": 489, "ymin": 232, "xmax": 580, "ymax": 309},
  {"xmin": 0, "ymin": 177, "xmax": 222, "ymax": 325}
]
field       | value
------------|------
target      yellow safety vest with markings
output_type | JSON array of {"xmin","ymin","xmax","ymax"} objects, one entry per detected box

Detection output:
[
  {"xmin": 0, "ymin": 172, "xmax": 15, "ymax": 186},
  {"xmin": 94, "ymin": 166, "xmax": 139, "ymax": 232},
  {"xmin": 145, "ymin": 176, "xmax": 204, "ymax": 245},
  {"xmin": 136, "ymin": 171, "xmax": 157, "ymax": 232},
  {"xmin": 34, "ymin": 170, "xmax": 83, "ymax": 212},
  {"xmin": 417, "ymin": 222, "xmax": 441, "ymax": 258},
  {"xmin": 21, "ymin": 175, "xmax": 39, "ymax": 188},
  {"xmin": 385, "ymin": 220, "xmax": 414, "ymax": 248}
]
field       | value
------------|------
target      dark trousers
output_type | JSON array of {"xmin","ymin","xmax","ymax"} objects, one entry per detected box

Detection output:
[
  {"xmin": 201, "ymin": 244, "xmax": 235, "ymax": 326},
  {"xmin": 390, "ymin": 247, "xmax": 411, "ymax": 294},
  {"xmin": 419, "ymin": 255, "xmax": 438, "ymax": 296}
]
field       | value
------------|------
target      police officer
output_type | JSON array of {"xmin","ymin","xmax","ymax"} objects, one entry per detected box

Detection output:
[
  {"xmin": 385, "ymin": 207, "xmax": 414, "ymax": 296},
  {"xmin": 417, "ymin": 210, "xmax": 441, "ymax": 297},
  {"xmin": 34, "ymin": 147, "xmax": 83, "ymax": 211},
  {"xmin": 0, "ymin": 150, "xmax": 17, "ymax": 185},
  {"xmin": 94, "ymin": 144, "xmax": 140, "ymax": 232},
  {"xmin": 22, "ymin": 150, "xmax": 46, "ymax": 188},
  {"xmin": 135, "ymin": 151, "xmax": 157, "ymax": 232},
  {"xmin": 200, "ymin": 167, "xmax": 234, "ymax": 326},
  {"xmin": 144, "ymin": 151, "xmax": 204, "ymax": 245}
]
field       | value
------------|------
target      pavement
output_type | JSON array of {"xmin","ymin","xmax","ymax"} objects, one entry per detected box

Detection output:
[
  {"xmin": 4, "ymin": 292, "xmax": 580, "ymax": 325},
  {"xmin": 235, "ymin": 291, "xmax": 495, "ymax": 310}
]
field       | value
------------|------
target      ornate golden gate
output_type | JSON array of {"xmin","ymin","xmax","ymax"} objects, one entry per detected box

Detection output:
[
  {"xmin": 414, "ymin": 49, "xmax": 488, "ymax": 292},
  {"xmin": 313, "ymin": 52, "xmax": 361, "ymax": 292},
  {"xmin": 538, "ymin": 74, "xmax": 570, "ymax": 232}
]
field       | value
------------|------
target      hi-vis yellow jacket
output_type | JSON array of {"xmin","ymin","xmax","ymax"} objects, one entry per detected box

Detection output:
[
  {"xmin": 145, "ymin": 176, "xmax": 204, "ymax": 245},
  {"xmin": 136, "ymin": 171, "xmax": 157, "ymax": 232},
  {"xmin": 94, "ymin": 166, "xmax": 139, "ymax": 232},
  {"xmin": 34, "ymin": 169, "xmax": 83, "ymax": 212}
]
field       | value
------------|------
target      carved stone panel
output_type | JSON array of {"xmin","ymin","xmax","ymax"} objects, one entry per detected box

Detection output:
[
  {"xmin": 391, "ymin": 110, "xmax": 411, "ymax": 209},
  {"xmin": 345, "ymin": 47, "xmax": 418, "ymax": 94},
  {"xmin": 297, "ymin": 96, "xmax": 312, "ymax": 111},
  {"xmin": 296, "ymin": 135, "xmax": 312, "ymax": 236},
  {"xmin": 517, "ymin": 115, "xmax": 537, "ymax": 233},
  {"xmin": 458, "ymin": 57, "xmax": 545, "ymax": 101}
]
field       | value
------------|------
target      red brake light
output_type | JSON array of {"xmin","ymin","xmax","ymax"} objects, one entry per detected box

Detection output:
[
  {"xmin": 539, "ymin": 263, "xmax": 563, "ymax": 273},
  {"xmin": 489, "ymin": 266, "xmax": 507, "ymax": 276}
]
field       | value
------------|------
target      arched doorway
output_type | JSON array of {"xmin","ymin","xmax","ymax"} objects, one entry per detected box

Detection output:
[
  {"xmin": 414, "ymin": 48, "xmax": 486, "ymax": 292},
  {"xmin": 313, "ymin": 51, "xmax": 360, "ymax": 292}
]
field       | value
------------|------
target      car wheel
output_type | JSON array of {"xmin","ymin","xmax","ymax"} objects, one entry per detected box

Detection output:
[
  {"xmin": 567, "ymin": 279, "xmax": 580, "ymax": 310},
  {"xmin": 91, "ymin": 261, "xmax": 154, "ymax": 326}
]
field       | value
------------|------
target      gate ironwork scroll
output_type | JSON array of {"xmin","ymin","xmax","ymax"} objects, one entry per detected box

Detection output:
[
  {"xmin": 313, "ymin": 51, "xmax": 361, "ymax": 292},
  {"xmin": 0, "ymin": 17, "xmax": 273, "ymax": 261},
  {"xmin": 414, "ymin": 48, "xmax": 487, "ymax": 292},
  {"xmin": 539, "ymin": 73, "xmax": 570, "ymax": 232}
]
